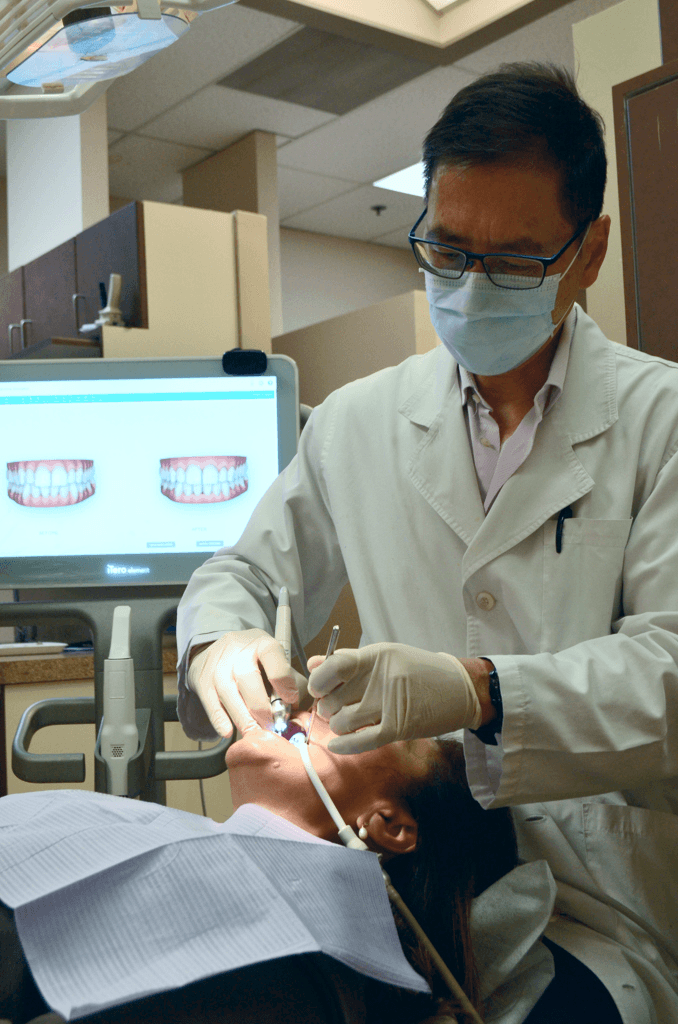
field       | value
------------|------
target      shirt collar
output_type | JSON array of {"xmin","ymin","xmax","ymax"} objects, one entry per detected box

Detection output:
[{"xmin": 459, "ymin": 306, "xmax": 577, "ymax": 416}]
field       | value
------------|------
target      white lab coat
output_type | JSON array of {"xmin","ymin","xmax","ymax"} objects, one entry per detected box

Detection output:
[{"xmin": 177, "ymin": 306, "xmax": 678, "ymax": 1022}]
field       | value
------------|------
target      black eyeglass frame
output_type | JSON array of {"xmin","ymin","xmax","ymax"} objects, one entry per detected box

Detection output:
[{"xmin": 408, "ymin": 208, "xmax": 588, "ymax": 290}]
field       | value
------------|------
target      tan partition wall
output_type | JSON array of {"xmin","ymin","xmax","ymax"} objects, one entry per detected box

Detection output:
[
  {"xmin": 273, "ymin": 289, "xmax": 438, "ymax": 407},
  {"xmin": 103, "ymin": 203, "xmax": 271, "ymax": 358}
]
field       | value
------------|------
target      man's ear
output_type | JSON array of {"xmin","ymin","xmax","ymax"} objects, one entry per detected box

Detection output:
[
  {"xmin": 360, "ymin": 801, "xmax": 418, "ymax": 856},
  {"xmin": 580, "ymin": 214, "xmax": 610, "ymax": 289}
]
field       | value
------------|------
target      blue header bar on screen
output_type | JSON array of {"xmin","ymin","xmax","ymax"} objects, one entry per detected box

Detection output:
[{"xmin": 0, "ymin": 391, "xmax": 275, "ymax": 405}]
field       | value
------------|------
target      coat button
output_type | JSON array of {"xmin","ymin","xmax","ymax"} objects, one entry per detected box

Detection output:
[{"xmin": 476, "ymin": 591, "xmax": 496, "ymax": 611}]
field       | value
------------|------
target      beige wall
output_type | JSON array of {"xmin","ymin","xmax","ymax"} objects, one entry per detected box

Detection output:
[
  {"xmin": 573, "ymin": 0, "xmax": 661, "ymax": 346},
  {"xmin": 274, "ymin": 289, "xmax": 437, "ymax": 406},
  {"xmin": 183, "ymin": 132, "xmax": 283, "ymax": 337},
  {"xmin": 279, "ymin": 227, "xmax": 424, "ymax": 334}
]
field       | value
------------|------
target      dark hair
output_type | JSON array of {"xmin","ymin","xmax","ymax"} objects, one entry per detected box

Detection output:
[
  {"xmin": 423, "ymin": 62, "xmax": 607, "ymax": 229},
  {"xmin": 365, "ymin": 739, "xmax": 518, "ymax": 1024}
]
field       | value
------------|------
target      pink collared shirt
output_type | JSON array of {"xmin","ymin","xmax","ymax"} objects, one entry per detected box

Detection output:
[{"xmin": 459, "ymin": 308, "xmax": 577, "ymax": 512}]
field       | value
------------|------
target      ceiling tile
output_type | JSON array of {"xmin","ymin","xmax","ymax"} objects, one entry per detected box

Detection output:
[
  {"xmin": 281, "ymin": 184, "xmax": 421, "ymax": 242},
  {"xmin": 108, "ymin": 130, "xmax": 124, "ymax": 145},
  {"xmin": 139, "ymin": 85, "xmax": 334, "ymax": 150},
  {"xmin": 277, "ymin": 166, "xmax": 360, "ymax": 220},
  {"xmin": 370, "ymin": 226, "xmax": 413, "ymax": 251},
  {"xmin": 108, "ymin": 135, "xmax": 211, "ymax": 203},
  {"xmin": 276, "ymin": 64, "xmax": 474, "ymax": 183},
  {"xmin": 106, "ymin": 5, "xmax": 301, "ymax": 133},
  {"xmin": 219, "ymin": 26, "xmax": 434, "ymax": 116}
]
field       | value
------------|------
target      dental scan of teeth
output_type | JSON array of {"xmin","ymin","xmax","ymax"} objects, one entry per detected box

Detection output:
[
  {"xmin": 160, "ymin": 456, "xmax": 249, "ymax": 504},
  {"xmin": 6, "ymin": 459, "xmax": 96, "ymax": 507},
  {"xmin": 0, "ymin": 374, "xmax": 278, "ymax": 566}
]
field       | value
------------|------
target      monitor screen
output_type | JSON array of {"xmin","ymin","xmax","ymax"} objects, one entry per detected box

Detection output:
[{"xmin": 0, "ymin": 355, "xmax": 299, "ymax": 587}]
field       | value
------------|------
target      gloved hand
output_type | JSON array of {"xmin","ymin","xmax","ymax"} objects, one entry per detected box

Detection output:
[
  {"xmin": 308, "ymin": 642, "xmax": 483, "ymax": 754},
  {"xmin": 188, "ymin": 628, "xmax": 304, "ymax": 738}
]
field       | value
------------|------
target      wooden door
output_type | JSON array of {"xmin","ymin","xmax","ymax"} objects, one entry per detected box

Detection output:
[
  {"xmin": 23, "ymin": 239, "xmax": 78, "ymax": 347},
  {"xmin": 75, "ymin": 201, "xmax": 147, "ymax": 331},
  {"xmin": 0, "ymin": 267, "xmax": 24, "ymax": 358},
  {"xmin": 614, "ymin": 60, "xmax": 678, "ymax": 359}
]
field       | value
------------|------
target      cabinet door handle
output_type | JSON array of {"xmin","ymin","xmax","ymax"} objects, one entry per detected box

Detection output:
[
  {"xmin": 72, "ymin": 293, "xmax": 87, "ymax": 331},
  {"xmin": 20, "ymin": 319, "xmax": 33, "ymax": 349},
  {"xmin": 8, "ymin": 323, "xmax": 20, "ymax": 353}
]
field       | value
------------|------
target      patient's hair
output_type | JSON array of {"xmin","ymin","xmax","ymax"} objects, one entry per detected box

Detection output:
[{"xmin": 365, "ymin": 739, "xmax": 517, "ymax": 1024}]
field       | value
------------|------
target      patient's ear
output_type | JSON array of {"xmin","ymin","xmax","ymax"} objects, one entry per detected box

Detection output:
[{"xmin": 361, "ymin": 801, "xmax": 418, "ymax": 856}]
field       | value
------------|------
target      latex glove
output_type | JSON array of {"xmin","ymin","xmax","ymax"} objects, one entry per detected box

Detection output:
[
  {"xmin": 188, "ymin": 628, "xmax": 303, "ymax": 738},
  {"xmin": 308, "ymin": 642, "xmax": 482, "ymax": 754}
]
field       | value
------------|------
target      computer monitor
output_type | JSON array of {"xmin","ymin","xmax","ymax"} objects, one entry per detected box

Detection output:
[{"xmin": 0, "ymin": 354, "xmax": 299, "ymax": 588}]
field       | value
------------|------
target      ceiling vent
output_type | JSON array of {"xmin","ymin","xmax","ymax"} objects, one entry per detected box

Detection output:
[{"xmin": 218, "ymin": 27, "xmax": 434, "ymax": 117}]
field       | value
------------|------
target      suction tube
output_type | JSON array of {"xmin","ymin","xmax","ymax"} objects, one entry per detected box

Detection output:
[{"xmin": 297, "ymin": 740, "xmax": 483, "ymax": 1023}]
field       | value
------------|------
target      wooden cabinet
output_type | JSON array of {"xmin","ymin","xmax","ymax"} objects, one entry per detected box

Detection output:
[
  {"xmin": 0, "ymin": 203, "xmax": 147, "ymax": 357},
  {"xmin": 23, "ymin": 238, "xmax": 78, "ymax": 347},
  {"xmin": 75, "ymin": 201, "xmax": 147, "ymax": 332},
  {"xmin": 0, "ymin": 267, "xmax": 24, "ymax": 358}
]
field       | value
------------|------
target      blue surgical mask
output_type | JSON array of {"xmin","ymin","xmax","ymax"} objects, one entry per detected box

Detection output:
[{"xmin": 425, "ymin": 231, "xmax": 588, "ymax": 376}]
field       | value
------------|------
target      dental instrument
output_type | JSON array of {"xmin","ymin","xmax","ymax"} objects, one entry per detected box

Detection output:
[
  {"xmin": 271, "ymin": 586, "xmax": 292, "ymax": 734},
  {"xmin": 297, "ymin": 737, "xmax": 484, "ymax": 1024},
  {"xmin": 306, "ymin": 624, "xmax": 340, "ymax": 746},
  {"xmin": 99, "ymin": 605, "xmax": 139, "ymax": 797}
]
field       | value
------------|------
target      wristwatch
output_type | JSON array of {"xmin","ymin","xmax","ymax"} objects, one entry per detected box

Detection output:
[{"xmin": 470, "ymin": 658, "xmax": 503, "ymax": 746}]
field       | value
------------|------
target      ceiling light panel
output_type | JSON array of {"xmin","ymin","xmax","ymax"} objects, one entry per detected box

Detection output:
[{"xmin": 218, "ymin": 26, "xmax": 433, "ymax": 116}]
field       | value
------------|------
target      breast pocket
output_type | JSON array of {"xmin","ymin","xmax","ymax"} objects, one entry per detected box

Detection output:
[{"xmin": 541, "ymin": 518, "xmax": 632, "ymax": 651}]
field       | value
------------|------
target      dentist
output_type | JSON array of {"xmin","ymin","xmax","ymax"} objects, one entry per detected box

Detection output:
[{"xmin": 177, "ymin": 64, "xmax": 678, "ymax": 1021}]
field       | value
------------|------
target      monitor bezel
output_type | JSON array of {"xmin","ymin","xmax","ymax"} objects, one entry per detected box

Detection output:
[{"xmin": 0, "ymin": 353, "xmax": 299, "ymax": 588}]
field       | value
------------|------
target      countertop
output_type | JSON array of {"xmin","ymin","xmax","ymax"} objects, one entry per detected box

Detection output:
[{"xmin": 0, "ymin": 647, "xmax": 178, "ymax": 685}]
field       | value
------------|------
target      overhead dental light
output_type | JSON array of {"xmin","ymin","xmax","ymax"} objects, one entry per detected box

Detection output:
[
  {"xmin": 0, "ymin": 0, "xmax": 238, "ymax": 116},
  {"xmin": 5, "ymin": 4, "xmax": 194, "ymax": 90}
]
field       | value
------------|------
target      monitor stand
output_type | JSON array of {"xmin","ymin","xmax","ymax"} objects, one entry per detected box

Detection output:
[{"xmin": 0, "ymin": 587, "xmax": 230, "ymax": 803}]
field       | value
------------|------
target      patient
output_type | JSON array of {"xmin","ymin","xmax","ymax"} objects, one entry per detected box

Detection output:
[{"xmin": 1, "ymin": 715, "xmax": 518, "ymax": 1024}]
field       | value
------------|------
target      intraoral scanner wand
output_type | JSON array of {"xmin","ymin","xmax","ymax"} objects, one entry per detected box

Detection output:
[
  {"xmin": 306, "ymin": 625, "xmax": 340, "ymax": 746},
  {"xmin": 271, "ymin": 587, "xmax": 292, "ymax": 734},
  {"xmin": 100, "ymin": 605, "xmax": 139, "ymax": 797}
]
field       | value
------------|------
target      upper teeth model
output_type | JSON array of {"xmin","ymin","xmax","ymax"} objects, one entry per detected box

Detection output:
[
  {"xmin": 159, "ymin": 456, "xmax": 248, "ymax": 504},
  {"xmin": 7, "ymin": 460, "xmax": 95, "ymax": 507}
]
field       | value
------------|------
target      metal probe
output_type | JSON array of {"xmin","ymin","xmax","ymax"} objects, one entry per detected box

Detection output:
[
  {"xmin": 271, "ymin": 586, "xmax": 292, "ymax": 734},
  {"xmin": 306, "ymin": 625, "xmax": 340, "ymax": 745}
]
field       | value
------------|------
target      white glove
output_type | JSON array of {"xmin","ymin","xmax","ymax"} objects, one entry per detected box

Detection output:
[
  {"xmin": 188, "ymin": 628, "xmax": 303, "ymax": 738},
  {"xmin": 308, "ymin": 642, "xmax": 482, "ymax": 754}
]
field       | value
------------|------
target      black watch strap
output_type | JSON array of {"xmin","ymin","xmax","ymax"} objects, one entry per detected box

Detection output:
[{"xmin": 470, "ymin": 658, "xmax": 503, "ymax": 746}]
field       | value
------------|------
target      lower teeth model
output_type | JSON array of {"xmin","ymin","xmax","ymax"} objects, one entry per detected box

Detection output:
[
  {"xmin": 159, "ymin": 456, "xmax": 248, "ymax": 504},
  {"xmin": 7, "ymin": 460, "xmax": 95, "ymax": 507}
]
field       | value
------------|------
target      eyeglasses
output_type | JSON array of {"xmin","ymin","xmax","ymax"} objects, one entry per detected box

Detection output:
[{"xmin": 408, "ymin": 209, "xmax": 588, "ymax": 291}]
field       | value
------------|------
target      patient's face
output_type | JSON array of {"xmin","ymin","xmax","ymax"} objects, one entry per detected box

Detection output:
[{"xmin": 226, "ymin": 712, "xmax": 433, "ymax": 840}]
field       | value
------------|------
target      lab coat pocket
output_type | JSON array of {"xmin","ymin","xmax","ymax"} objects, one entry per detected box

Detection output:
[
  {"xmin": 541, "ymin": 518, "xmax": 632, "ymax": 651},
  {"xmin": 582, "ymin": 801, "xmax": 678, "ymax": 967}
]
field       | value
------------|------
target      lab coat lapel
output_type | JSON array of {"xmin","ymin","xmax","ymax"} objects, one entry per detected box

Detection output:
[
  {"xmin": 400, "ymin": 308, "xmax": 619, "ymax": 574},
  {"xmin": 462, "ymin": 309, "xmax": 619, "ymax": 581},
  {"xmin": 403, "ymin": 349, "xmax": 486, "ymax": 546}
]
